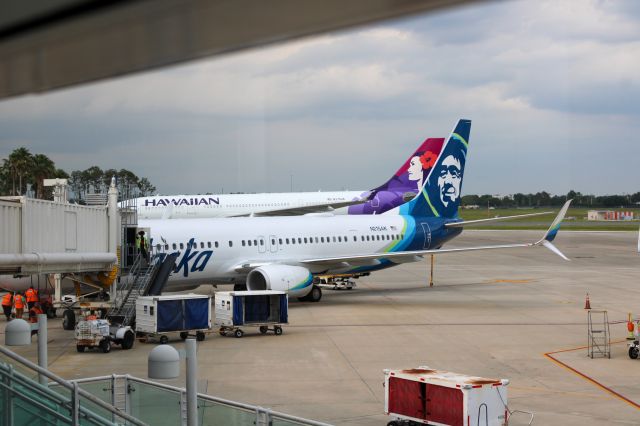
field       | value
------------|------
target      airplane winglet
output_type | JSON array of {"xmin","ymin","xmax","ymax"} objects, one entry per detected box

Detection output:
[{"xmin": 534, "ymin": 199, "xmax": 572, "ymax": 260}]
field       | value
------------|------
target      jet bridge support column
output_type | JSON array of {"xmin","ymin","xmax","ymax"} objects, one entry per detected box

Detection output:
[{"xmin": 108, "ymin": 177, "xmax": 119, "ymax": 299}]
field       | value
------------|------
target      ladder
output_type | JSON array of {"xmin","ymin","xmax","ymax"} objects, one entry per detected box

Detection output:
[
  {"xmin": 588, "ymin": 310, "xmax": 610, "ymax": 358},
  {"xmin": 107, "ymin": 255, "xmax": 158, "ymax": 327}
]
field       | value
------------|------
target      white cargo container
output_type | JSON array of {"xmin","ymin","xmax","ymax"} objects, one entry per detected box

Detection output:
[
  {"xmin": 136, "ymin": 294, "xmax": 212, "ymax": 344},
  {"xmin": 215, "ymin": 290, "xmax": 287, "ymax": 338},
  {"xmin": 384, "ymin": 367, "xmax": 509, "ymax": 426}
]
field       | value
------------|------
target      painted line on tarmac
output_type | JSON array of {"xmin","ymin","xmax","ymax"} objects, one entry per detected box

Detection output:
[{"xmin": 543, "ymin": 341, "xmax": 640, "ymax": 411}]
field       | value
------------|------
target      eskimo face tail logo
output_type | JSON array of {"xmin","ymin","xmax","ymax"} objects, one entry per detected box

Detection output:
[
  {"xmin": 437, "ymin": 154, "xmax": 462, "ymax": 207},
  {"xmin": 156, "ymin": 237, "xmax": 213, "ymax": 277}
]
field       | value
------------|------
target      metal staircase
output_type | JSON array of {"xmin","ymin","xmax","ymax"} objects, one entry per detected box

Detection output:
[
  {"xmin": 107, "ymin": 255, "xmax": 159, "ymax": 327},
  {"xmin": 588, "ymin": 310, "xmax": 611, "ymax": 358}
]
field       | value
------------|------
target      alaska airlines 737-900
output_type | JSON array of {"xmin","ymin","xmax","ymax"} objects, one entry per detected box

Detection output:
[{"xmin": 139, "ymin": 119, "xmax": 571, "ymax": 302}]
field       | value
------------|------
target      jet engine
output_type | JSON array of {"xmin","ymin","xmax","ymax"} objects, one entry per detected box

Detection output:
[{"xmin": 246, "ymin": 265, "xmax": 313, "ymax": 298}]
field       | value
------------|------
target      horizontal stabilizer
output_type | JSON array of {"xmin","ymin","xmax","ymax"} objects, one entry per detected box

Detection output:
[{"xmin": 445, "ymin": 211, "xmax": 553, "ymax": 228}]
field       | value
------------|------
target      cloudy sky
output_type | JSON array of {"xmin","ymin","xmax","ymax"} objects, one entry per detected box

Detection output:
[{"xmin": 1, "ymin": 0, "xmax": 639, "ymax": 196}]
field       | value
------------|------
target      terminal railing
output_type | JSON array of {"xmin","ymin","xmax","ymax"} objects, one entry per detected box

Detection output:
[
  {"xmin": 66, "ymin": 374, "xmax": 333, "ymax": 426},
  {"xmin": 0, "ymin": 345, "xmax": 146, "ymax": 425}
]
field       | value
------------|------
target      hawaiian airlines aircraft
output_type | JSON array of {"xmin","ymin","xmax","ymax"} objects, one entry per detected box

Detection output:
[
  {"xmin": 139, "ymin": 119, "xmax": 572, "ymax": 302},
  {"xmin": 130, "ymin": 136, "xmax": 446, "ymax": 219}
]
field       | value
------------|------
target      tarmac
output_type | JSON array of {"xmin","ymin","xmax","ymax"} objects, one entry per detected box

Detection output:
[{"xmin": 2, "ymin": 230, "xmax": 640, "ymax": 425}]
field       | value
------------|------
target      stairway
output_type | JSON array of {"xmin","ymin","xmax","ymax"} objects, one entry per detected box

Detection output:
[{"xmin": 107, "ymin": 255, "xmax": 159, "ymax": 327}]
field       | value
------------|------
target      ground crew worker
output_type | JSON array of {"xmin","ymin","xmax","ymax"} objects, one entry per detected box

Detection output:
[
  {"xmin": 2, "ymin": 292, "xmax": 13, "ymax": 321},
  {"xmin": 14, "ymin": 293, "xmax": 25, "ymax": 319},
  {"xmin": 25, "ymin": 285, "xmax": 38, "ymax": 310},
  {"xmin": 28, "ymin": 303, "xmax": 44, "ymax": 323},
  {"xmin": 136, "ymin": 230, "xmax": 149, "ymax": 263}
]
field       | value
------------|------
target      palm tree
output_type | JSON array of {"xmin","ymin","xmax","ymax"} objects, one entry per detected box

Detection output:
[
  {"xmin": 31, "ymin": 154, "xmax": 56, "ymax": 199},
  {"xmin": 8, "ymin": 147, "xmax": 33, "ymax": 195}
]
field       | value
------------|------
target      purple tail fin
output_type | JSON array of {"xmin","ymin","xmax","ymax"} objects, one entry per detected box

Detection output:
[{"xmin": 347, "ymin": 137, "xmax": 445, "ymax": 215}]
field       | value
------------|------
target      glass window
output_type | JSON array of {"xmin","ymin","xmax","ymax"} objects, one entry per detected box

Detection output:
[
  {"xmin": 165, "ymin": 244, "xmax": 169, "ymax": 250},
  {"xmin": 229, "ymin": 241, "xmax": 233, "ymax": 247},
  {"xmin": 353, "ymin": 236, "xmax": 357, "ymax": 242},
  {"xmin": 242, "ymin": 240, "xmax": 246, "ymax": 246},
  {"xmin": 304, "ymin": 237, "xmax": 308, "ymax": 243},
  {"xmin": 320, "ymin": 237, "xmax": 324, "ymax": 243},
  {"xmin": 279, "ymin": 238, "xmax": 283, "ymax": 244},
  {"xmin": 315, "ymin": 237, "xmax": 319, "ymax": 243},
  {"xmin": 338, "ymin": 236, "xmax": 342, "ymax": 242},
  {"xmin": 248, "ymin": 240, "xmax": 252, "ymax": 246},
  {"xmin": 286, "ymin": 238, "xmax": 290, "ymax": 244},
  {"xmin": 271, "ymin": 239, "xmax": 276, "ymax": 245},
  {"xmin": 172, "ymin": 243, "xmax": 176, "ymax": 250},
  {"xmin": 156, "ymin": 244, "xmax": 161, "ymax": 251},
  {"xmin": 200, "ymin": 242, "xmax": 204, "ymax": 248},
  {"xmin": 260, "ymin": 239, "xmax": 264, "ymax": 245},
  {"xmin": 179, "ymin": 243, "xmax": 184, "ymax": 249},
  {"xmin": 332, "ymin": 236, "xmax": 336, "ymax": 242},
  {"xmin": 207, "ymin": 242, "xmax": 211, "ymax": 248}
]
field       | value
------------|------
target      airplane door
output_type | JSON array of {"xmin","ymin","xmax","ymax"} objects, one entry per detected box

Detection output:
[
  {"xmin": 420, "ymin": 223, "xmax": 431, "ymax": 249},
  {"xmin": 257, "ymin": 236, "xmax": 267, "ymax": 253},
  {"xmin": 268, "ymin": 235, "xmax": 278, "ymax": 253}
]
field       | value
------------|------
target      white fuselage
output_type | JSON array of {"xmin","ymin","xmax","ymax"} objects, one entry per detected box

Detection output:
[
  {"xmin": 140, "ymin": 213, "xmax": 421, "ymax": 291},
  {"xmin": 132, "ymin": 191, "xmax": 365, "ymax": 219}
]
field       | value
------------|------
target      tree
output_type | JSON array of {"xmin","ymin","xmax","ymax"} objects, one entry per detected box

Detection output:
[
  {"xmin": 137, "ymin": 178, "xmax": 156, "ymax": 196},
  {"xmin": 30, "ymin": 154, "xmax": 56, "ymax": 199},
  {"xmin": 6, "ymin": 147, "xmax": 34, "ymax": 195}
]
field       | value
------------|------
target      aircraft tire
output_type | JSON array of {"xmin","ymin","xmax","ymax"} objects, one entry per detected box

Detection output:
[{"xmin": 309, "ymin": 285, "xmax": 322, "ymax": 303}]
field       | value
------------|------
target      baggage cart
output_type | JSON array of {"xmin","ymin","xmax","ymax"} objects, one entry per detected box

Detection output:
[
  {"xmin": 384, "ymin": 367, "xmax": 509, "ymax": 426},
  {"xmin": 135, "ymin": 294, "xmax": 212, "ymax": 344},
  {"xmin": 215, "ymin": 290, "xmax": 287, "ymax": 338}
]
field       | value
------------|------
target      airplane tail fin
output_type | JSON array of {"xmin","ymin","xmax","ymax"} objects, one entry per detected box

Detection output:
[{"xmin": 399, "ymin": 119, "xmax": 471, "ymax": 218}]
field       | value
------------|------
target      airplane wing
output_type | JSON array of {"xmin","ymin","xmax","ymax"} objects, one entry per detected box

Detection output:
[
  {"xmin": 229, "ymin": 193, "xmax": 372, "ymax": 217},
  {"xmin": 232, "ymin": 200, "xmax": 572, "ymax": 272},
  {"xmin": 444, "ymin": 211, "xmax": 553, "ymax": 228},
  {"xmin": 303, "ymin": 200, "xmax": 572, "ymax": 266}
]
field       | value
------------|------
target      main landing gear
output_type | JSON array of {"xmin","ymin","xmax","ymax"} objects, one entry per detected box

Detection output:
[{"xmin": 298, "ymin": 285, "xmax": 322, "ymax": 303}]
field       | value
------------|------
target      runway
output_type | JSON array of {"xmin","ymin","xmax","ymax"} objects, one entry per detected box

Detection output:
[{"xmin": 3, "ymin": 230, "xmax": 640, "ymax": 425}]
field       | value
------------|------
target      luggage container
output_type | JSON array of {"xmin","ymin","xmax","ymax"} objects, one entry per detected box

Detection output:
[
  {"xmin": 215, "ymin": 290, "xmax": 287, "ymax": 338},
  {"xmin": 135, "ymin": 294, "xmax": 212, "ymax": 344},
  {"xmin": 383, "ymin": 367, "xmax": 509, "ymax": 426}
]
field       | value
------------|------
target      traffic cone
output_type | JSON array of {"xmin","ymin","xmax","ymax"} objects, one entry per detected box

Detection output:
[{"xmin": 584, "ymin": 293, "xmax": 591, "ymax": 310}]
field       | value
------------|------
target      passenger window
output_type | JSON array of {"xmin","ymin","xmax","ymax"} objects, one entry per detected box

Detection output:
[
  {"xmin": 332, "ymin": 237, "xmax": 336, "ymax": 242},
  {"xmin": 271, "ymin": 239, "xmax": 275, "ymax": 245},
  {"xmin": 229, "ymin": 241, "xmax": 233, "ymax": 247},
  {"xmin": 248, "ymin": 240, "xmax": 252, "ymax": 246},
  {"xmin": 207, "ymin": 242, "xmax": 212, "ymax": 248},
  {"xmin": 179, "ymin": 243, "xmax": 184, "ymax": 249},
  {"xmin": 215, "ymin": 241, "xmax": 219, "ymax": 248},
  {"xmin": 156, "ymin": 244, "xmax": 161, "ymax": 251},
  {"xmin": 254, "ymin": 240, "xmax": 258, "ymax": 246},
  {"xmin": 242, "ymin": 240, "xmax": 246, "ymax": 247},
  {"xmin": 279, "ymin": 238, "xmax": 283, "ymax": 244},
  {"xmin": 292, "ymin": 238, "xmax": 296, "ymax": 245},
  {"xmin": 315, "ymin": 237, "xmax": 319, "ymax": 243},
  {"xmin": 172, "ymin": 243, "xmax": 177, "ymax": 250},
  {"xmin": 200, "ymin": 242, "xmax": 204, "ymax": 248},
  {"xmin": 304, "ymin": 238, "xmax": 308, "ymax": 243},
  {"xmin": 320, "ymin": 237, "xmax": 324, "ymax": 243},
  {"xmin": 338, "ymin": 236, "xmax": 342, "ymax": 242},
  {"xmin": 353, "ymin": 236, "xmax": 357, "ymax": 242},
  {"xmin": 297, "ymin": 238, "xmax": 301, "ymax": 244},
  {"xmin": 286, "ymin": 238, "xmax": 289, "ymax": 244},
  {"xmin": 260, "ymin": 240, "xmax": 264, "ymax": 245},
  {"xmin": 165, "ymin": 244, "xmax": 169, "ymax": 250}
]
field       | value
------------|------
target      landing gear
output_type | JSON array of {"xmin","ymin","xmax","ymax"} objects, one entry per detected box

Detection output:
[
  {"xmin": 298, "ymin": 285, "xmax": 322, "ymax": 303},
  {"xmin": 429, "ymin": 254, "xmax": 435, "ymax": 287},
  {"xmin": 62, "ymin": 309, "xmax": 76, "ymax": 330}
]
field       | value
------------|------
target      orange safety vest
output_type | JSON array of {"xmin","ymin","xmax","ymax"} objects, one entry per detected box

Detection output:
[
  {"xmin": 1, "ymin": 293, "xmax": 12, "ymax": 306},
  {"xmin": 26, "ymin": 288, "xmax": 38, "ymax": 303},
  {"xmin": 14, "ymin": 295, "xmax": 24, "ymax": 309}
]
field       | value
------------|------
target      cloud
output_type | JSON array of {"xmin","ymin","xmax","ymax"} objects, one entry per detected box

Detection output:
[{"xmin": 1, "ymin": 0, "xmax": 639, "ymax": 195}]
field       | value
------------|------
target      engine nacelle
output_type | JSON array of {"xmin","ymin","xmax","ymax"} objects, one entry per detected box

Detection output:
[{"xmin": 246, "ymin": 265, "xmax": 313, "ymax": 298}]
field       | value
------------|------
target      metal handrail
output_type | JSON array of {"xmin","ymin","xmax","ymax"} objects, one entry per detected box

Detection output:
[
  {"xmin": 0, "ymin": 345, "xmax": 147, "ymax": 426},
  {"xmin": 67, "ymin": 374, "xmax": 333, "ymax": 426}
]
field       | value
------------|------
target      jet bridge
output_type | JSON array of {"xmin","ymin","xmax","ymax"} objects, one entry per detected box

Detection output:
[{"xmin": 0, "ymin": 193, "xmax": 118, "ymax": 275}]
